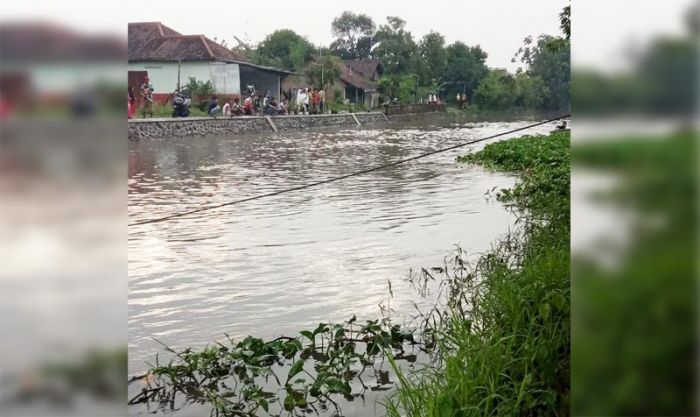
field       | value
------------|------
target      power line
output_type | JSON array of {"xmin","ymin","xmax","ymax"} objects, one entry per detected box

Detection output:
[{"xmin": 129, "ymin": 114, "xmax": 570, "ymax": 227}]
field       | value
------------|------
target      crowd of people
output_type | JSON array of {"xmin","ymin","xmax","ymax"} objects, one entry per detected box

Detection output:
[{"xmin": 205, "ymin": 86, "xmax": 326, "ymax": 118}]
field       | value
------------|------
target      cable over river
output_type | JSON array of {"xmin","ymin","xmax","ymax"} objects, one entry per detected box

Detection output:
[{"xmin": 128, "ymin": 118, "xmax": 555, "ymax": 379}]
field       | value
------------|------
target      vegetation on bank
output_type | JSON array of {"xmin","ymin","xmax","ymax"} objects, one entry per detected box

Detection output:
[
  {"xmin": 386, "ymin": 132, "xmax": 570, "ymax": 417},
  {"xmin": 129, "ymin": 131, "xmax": 571, "ymax": 417}
]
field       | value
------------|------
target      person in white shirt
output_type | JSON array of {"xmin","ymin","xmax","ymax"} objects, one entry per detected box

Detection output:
[
  {"xmin": 295, "ymin": 88, "xmax": 306, "ymax": 114},
  {"xmin": 222, "ymin": 100, "xmax": 231, "ymax": 117},
  {"xmin": 303, "ymin": 88, "xmax": 310, "ymax": 114}
]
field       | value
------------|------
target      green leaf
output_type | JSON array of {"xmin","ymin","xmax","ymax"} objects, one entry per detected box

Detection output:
[
  {"xmin": 539, "ymin": 302, "xmax": 551, "ymax": 321},
  {"xmin": 551, "ymin": 292, "xmax": 566, "ymax": 311},
  {"xmin": 300, "ymin": 330, "xmax": 314, "ymax": 341},
  {"xmin": 287, "ymin": 359, "xmax": 304, "ymax": 382},
  {"xmin": 283, "ymin": 394, "xmax": 295, "ymax": 411}
]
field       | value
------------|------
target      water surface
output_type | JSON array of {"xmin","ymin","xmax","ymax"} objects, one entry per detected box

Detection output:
[{"xmin": 128, "ymin": 119, "xmax": 554, "ymax": 374}]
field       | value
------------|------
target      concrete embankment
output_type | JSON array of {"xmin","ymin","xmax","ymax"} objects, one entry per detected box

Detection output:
[{"xmin": 128, "ymin": 112, "xmax": 390, "ymax": 140}]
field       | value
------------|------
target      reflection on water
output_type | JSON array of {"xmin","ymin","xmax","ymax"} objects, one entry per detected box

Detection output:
[{"xmin": 128, "ymin": 119, "xmax": 554, "ymax": 375}]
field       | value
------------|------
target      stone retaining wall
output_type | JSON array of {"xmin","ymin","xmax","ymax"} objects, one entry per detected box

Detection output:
[{"xmin": 128, "ymin": 111, "xmax": 407, "ymax": 140}]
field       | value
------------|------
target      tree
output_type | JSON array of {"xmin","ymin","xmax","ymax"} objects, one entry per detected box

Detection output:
[
  {"xmin": 253, "ymin": 29, "xmax": 313, "ymax": 71},
  {"xmin": 417, "ymin": 31, "xmax": 447, "ymax": 85},
  {"xmin": 305, "ymin": 55, "xmax": 343, "ymax": 89},
  {"xmin": 443, "ymin": 42, "xmax": 489, "ymax": 102},
  {"xmin": 329, "ymin": 11, "xmax": 376, "ymax": 60},
  {"xmin": 512, "ymin": 35, "xmax": 535, "ymax": 73},
  {"xmin": 514, "ymin": 74, "xmax": 549, "ymax": 109},
  {"xmin": 559, "ymin": 5, "xmax": 570, "ymax": 41},
  {"xmin": 528, "ymin": 35, "xmax": 570, "ymax": 110},
  {"xmin": 473, "ymin": 69, "xmax": 517, "ymax": 110},
  {"xmin": 372, "ymin": 16, "xmax": 418, "ymax": 75}
]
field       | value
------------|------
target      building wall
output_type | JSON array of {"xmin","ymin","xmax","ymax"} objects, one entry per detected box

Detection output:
[
  {"xmin": 239, "ymin": 65, "xmax": 280, "ymax": 99},
  {"xmin": 127, "ymin": 61, "xmax": 241, "ymax": 96}
]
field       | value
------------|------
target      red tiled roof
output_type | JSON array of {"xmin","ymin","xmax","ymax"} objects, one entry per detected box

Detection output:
[{"xmin": 128, "ymin": 22, "xmax": 248, "ymax": 62}]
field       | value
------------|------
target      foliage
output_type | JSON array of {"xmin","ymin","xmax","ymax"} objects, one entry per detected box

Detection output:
[
  {"xmin": 378, "ymin": 74, "xmax": 420, "ymax": 103},
  {"xmin": 528, "ymin": 35, "xmax": 570, "ymax": 110},
  {"xmin": 442, "ymin": 42, "xmax": 489, "ymax": 103},
  {"xmin": 387, "ymin": 131, "xmax": 571, "ymax": 417},
  {"xmin": 372, "ymin": 16, "xmax": 418, "ymax": 76},
  {"xmin": 514, "ymin": 74, "xmax": 550, "ymax": 110},
  {"xmin": 185, "ymin": 77, "xmax": 215, "ymax": 111},
  {"xmin": 252, "ymin": 29, "xmax": 313, "ymax": 72},
  {"xmin": 305, "ymin": 55, "xmax": 343, "ymax": 89},
  {"xmin": 416, "ymin": 31, "xmax": 448, "ymax": 85},
  {"xmin": 330, "ymin": 11, "xmax": 376, "ymax": 60},
  {"xmin": 130, "ymin": 318, "xmax": 418, "ymax": 416},
  {"xmin": 473, "ymin": 69, "xmax": 516, "ymax": 110},
  {"xmin": 560, "ymin": 5, "xmax": 571, "ymax": 41}
]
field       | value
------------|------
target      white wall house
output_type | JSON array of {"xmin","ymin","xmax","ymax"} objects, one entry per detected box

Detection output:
[
  {"xmin": 127, "ymin": 61, "xmax": 241, "ymax": 96},
  {"xmin": 128, "ymin": 22, "xmax": 292, "ymax": 103}
]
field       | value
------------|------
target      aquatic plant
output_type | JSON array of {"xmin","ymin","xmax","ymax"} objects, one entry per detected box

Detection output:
[
  {"xmin": 129, "ymin": 317, "xmax": 419, "ymax": 416},
  {"xmin": 386, "ymin": 131, "xmax": 571, "ymax": 417}
]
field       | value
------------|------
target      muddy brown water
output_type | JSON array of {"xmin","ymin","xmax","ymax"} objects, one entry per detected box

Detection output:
[{"xmin": 127, "ymin": 119, "xmax": 555, "ymax": 414}]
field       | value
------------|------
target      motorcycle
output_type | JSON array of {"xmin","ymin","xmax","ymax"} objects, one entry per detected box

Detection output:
[{"xmin": 171, "ymin": 91, "xmax": 191, "ymax": 118}]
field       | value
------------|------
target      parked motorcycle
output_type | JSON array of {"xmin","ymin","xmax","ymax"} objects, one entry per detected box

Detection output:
[{"xmin": 171, "ymin": 91, "xmax": 191, "ymax": 117}]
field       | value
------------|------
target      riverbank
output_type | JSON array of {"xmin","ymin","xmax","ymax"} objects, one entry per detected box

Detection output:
[
  {"xmin": 388, "ymin": 131, "xmax": 571, "ymax": 416},
  {"xmin": 127, "ymin": 110, "xmax": 565, "ymax": 140},
  {"xmin": 128, "ymin": 112, "xmax": 389, "ymax": 140}
]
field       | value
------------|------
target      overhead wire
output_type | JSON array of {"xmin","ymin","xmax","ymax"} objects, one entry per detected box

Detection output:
[{"xmin": 129, "ymin": 114, "xmax": 570, "ymax": 227}]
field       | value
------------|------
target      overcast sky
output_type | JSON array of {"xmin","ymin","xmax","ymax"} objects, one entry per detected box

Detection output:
[
  {"xmin": 3, "ymin": 0, "xmax": 567, "ymax": 72},
  {"xmin": 2, "ymin": 0, "xmax": 693, "ymax": 72}
]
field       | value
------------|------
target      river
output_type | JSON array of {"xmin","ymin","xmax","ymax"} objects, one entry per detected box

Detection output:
[{"xmin": 128, "ymin": 118, "xmax": 555, "ymax": 381}]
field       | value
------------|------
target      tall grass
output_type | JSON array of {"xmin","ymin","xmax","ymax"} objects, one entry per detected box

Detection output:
[{"xmin": 386, "ymin": 131, "xmax": 570, "ymax": 417}]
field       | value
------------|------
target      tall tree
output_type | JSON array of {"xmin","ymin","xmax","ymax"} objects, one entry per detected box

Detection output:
[
  {"xmin": 528, "ymin": 35, "xmax": 571, "ymax": 110},
  {"xmin": 372, "ymin": 16, "xmax": 417, "ymax": 75},
  {"xmin": 473, "ymin": 69, "xmax": 517, "ymax": 110},
  {"xmin": 443, "ymin": 42, "xmax": 489, "ymax": 101},
  {"xmin": 417, "ymin": 31, "xmax": 447, "ymax": 85},
  {"xmin": 330, "ymin": 11, "xmax": 376, "ymax": 60},
  {"xmin": 253, "ymin": 29, "xmax": 313, "ymax": 71}
]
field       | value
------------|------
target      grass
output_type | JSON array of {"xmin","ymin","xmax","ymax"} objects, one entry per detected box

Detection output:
[{"xmin": 386, "ymin": 131, "xmax": 571, "ymax": 417}]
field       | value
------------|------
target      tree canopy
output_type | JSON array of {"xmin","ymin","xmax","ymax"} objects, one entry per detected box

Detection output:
[
  {"xmin": 330, "ymin": 11, "xmax": 376, "ymax": 60},
  {"xmin": 218, "ymin": 6, "xmax": 571, "ymax": 112},
  {"xmin": 252, "ymin": 29, "xmax": 313, "ymax": 72}
]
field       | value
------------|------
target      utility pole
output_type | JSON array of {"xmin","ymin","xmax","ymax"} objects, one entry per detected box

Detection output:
[
  {"xmin": 320, "ymin": 46, "xmax": 324, "ymax": 87},
  {"xmin": 177, "ymin": 59, "xmax": 181, "ymax": 92}
]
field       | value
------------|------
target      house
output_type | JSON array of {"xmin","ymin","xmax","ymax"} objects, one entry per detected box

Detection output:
[
  {"xmin": 128, "ymin": 22, "xmax": 293, "ymax": 104},
  {"xmin": 341, "ymin": 59, "xmax": 383, "ymax": 108}
]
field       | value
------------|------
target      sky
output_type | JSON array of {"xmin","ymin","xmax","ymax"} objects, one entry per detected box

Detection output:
[
  {"xmin": 2, "ymin": 0, "xmax": 567, "ymax": 72},
  {"xmin": 2, "ymin": 0, "xmax": 693, "ymax": 72}
]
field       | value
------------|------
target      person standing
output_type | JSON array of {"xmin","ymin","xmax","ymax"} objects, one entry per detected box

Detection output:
[
  {"xmin": 140, "ymin": 76, "xmax": 154, "ymax": 118},
  {"xmin": 296, "ymin": 88, "xmax": 306, "ymax": 114},
  {"xmin": 127, "ymin": 87, "xmax": 136, "ymax": 119},
  {"xmin": 319, "ymin": 88, "xmax": 326, "ymax": 114}
]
